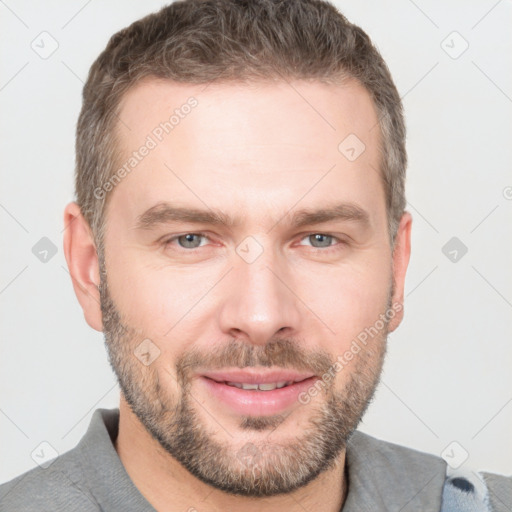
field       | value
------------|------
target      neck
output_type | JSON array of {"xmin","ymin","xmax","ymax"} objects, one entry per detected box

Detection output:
[{"xmin": 114, "ymin": 397, "xmax": 348, "ymax": 512}]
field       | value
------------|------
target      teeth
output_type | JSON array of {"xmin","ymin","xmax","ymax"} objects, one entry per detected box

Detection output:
[
  {"xmin": 225, "ymin": 381, "xmax": 293, "ymax": 391},
  {"xmin": 241, "ymin": 383, "xmax": 259, "ymax": 390},
  {"xmin": 258, "ymin": 382, "xmax": 277, "ymax": 391}
]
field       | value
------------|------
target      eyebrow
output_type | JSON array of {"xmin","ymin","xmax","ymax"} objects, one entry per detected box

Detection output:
[{"xmin": 135, "ymin": 201, "xmax": 370, "ymax": 231}]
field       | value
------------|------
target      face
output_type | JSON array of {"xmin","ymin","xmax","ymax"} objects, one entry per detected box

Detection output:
[{"xmin": 96, "ymin": 78, "xmax": 407, "ymax": 496}]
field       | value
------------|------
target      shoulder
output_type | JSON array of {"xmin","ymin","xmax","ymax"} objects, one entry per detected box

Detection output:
[
  {"xmin": 441, "ymin": 470, "xmax": 512, "ymax": 512},
  {"xmin": 0, "ymin": 448, "xmax": 100, "ymax": 512},
  {"xmin": 0, "ymin": 428, "xmax": 105, "ymax": 512},
  {"xmin": 345, "ymin": 430, "xmax": 448, "ymax": 511},
  {"xmin": 481, "ymin": 471, "xmax": 512, "ymax": 509},
  {"xmin": 347, "ymin": 429, "xmax": 446, "ymax": 474},
  {"xmin": 346, "ymin": 430, "xmax": 511, "ymax": 512}
]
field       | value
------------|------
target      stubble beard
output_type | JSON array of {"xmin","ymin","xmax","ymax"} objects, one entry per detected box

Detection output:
[{"xmin": 99, "ymin": 262, "xmax": 389, "ymax": 497}]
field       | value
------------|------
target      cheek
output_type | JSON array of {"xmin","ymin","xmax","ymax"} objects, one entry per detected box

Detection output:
[
  {"xmin": 106, "ymin": 251, "xmax": 220, "ymax": 337},
  {"xmin": 301, "ymin": 259, "xmax": 392, "ymax": 350},
  {"xmin": 109, "ymin": 256, "xmax": 391, "ymax": 328}
]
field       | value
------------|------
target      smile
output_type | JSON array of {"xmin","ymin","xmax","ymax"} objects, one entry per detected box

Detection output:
[
  {"xmin": 198, "ymin": 370, "xmax": 318, "ymax": 416},
  {"xmin": 224, "ymin": 381, "xmax": 294, "ymax": 390}
]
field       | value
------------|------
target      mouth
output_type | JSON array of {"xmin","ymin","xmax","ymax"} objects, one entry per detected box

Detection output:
[
  {"xmin": 223, "ymin": 380, "xmax": 297, "ymax": 391},
  {"xmin": 198, "ymin": 369, "xmax": 318, "ymax": 416}
]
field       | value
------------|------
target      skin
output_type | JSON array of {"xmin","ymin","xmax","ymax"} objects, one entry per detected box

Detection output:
[{"xmin": 64, "ymin": 78, "xmax": 412, "ymax": 512}]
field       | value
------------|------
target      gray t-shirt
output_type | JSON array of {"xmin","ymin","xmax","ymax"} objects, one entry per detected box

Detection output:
[{"xmin": 0, "ymin": 408, "xmax": 509, "ymax": 511}]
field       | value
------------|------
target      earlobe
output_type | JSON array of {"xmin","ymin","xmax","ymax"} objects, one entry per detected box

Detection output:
[
  {"xmin": 388, "ymin": 212, "xmax": 412, "ymax": 333},
  {"xmin": 63, "ymin": 202, "xmax": 103, "ymax": 332}
]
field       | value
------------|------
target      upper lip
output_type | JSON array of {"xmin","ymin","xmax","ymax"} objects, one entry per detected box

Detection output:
[{"xmin": 201, "ymin": 369, "xmax": 315, "ymax": 385}]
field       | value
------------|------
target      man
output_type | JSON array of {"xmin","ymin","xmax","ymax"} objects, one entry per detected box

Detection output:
[{"xmin": 1, "ymin": 0, "xmax": 510, "ymax": 510}]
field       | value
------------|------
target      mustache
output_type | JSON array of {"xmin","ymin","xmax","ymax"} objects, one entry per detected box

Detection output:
[{"xmin": 176, "ymin": 338, "xmax": 334, "ymax": 385}]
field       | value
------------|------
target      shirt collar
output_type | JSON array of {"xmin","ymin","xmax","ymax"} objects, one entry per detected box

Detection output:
[
  {"xmin": 77, "ymin": 408, "xmax": 155, "ymax": 511},
  {"xmin": 343, "ymin": 429, "xmax": 446, "ymax": 511},
  {"xmin": 79, "ymin": 408, "xmax": 446, "ymax": 511}
]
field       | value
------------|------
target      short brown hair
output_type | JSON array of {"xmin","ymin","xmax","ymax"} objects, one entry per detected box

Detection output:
[{"xmin": 76, "ymin": 0, "xmax": 406, "ymax": 247}]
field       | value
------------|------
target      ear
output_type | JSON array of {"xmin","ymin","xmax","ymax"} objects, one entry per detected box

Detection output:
[
  {"xmin": 388, "ymin": 211, "xmax": 412, "ymax": 332},
  {"xmin": 63, "ymin": 202, "xmax": 103, "ymax": 331}
]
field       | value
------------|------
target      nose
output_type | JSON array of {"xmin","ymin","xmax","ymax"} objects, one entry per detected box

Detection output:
[{"xmin": 217, "ymin": 242, "xmax": 303, "ymax": 346}]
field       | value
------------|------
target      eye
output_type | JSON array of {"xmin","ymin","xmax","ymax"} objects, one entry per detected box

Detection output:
[
  {"xmin": 299, "ymin": 233, "xmax": 340, "ymax": 249},
  {"xmin": 161, "ymin": 232, "xmax": 344, "ymax": 253},
  {"xmin": 165, "ymin": 233, "xmax": 209, "ymax": 249}
]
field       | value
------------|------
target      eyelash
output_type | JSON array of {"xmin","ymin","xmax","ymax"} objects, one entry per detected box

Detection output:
[{"xmin": 162, "ymin": 232, "xmax": 346, "ymax": 254}]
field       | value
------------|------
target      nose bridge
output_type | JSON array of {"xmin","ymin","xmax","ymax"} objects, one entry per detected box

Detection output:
[{"xmin": 217, "ymin": 236, "xmax": 301, "ymax": 344}]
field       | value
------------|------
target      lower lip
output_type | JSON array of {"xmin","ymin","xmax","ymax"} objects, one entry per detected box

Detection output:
[{"xmin": 200, "ymin": 376, "xmax": 317, "ymax": 416}]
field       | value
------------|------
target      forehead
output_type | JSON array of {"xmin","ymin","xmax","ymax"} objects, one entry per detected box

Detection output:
[
  {"xmin": 116, "ymin": 77, "xmax": 380, "ymax": 155},
  {"xmin": 110, "ymin": 77, "xmax": 385, "ymax": 230}
]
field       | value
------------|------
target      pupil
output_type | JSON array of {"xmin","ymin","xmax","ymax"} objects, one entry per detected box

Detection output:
[
  {"xmin": 312, "ymin": 234, "xmax": 331, "ymax": 247},
  {"xmin": 180, "ymin": 234, "xmax": 199, "ymax": 248}
]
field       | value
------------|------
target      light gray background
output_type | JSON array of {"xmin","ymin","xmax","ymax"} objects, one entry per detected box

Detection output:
[{"xmin": 1, "ymin": 0, "xmax": 511, "ymax": 484}]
